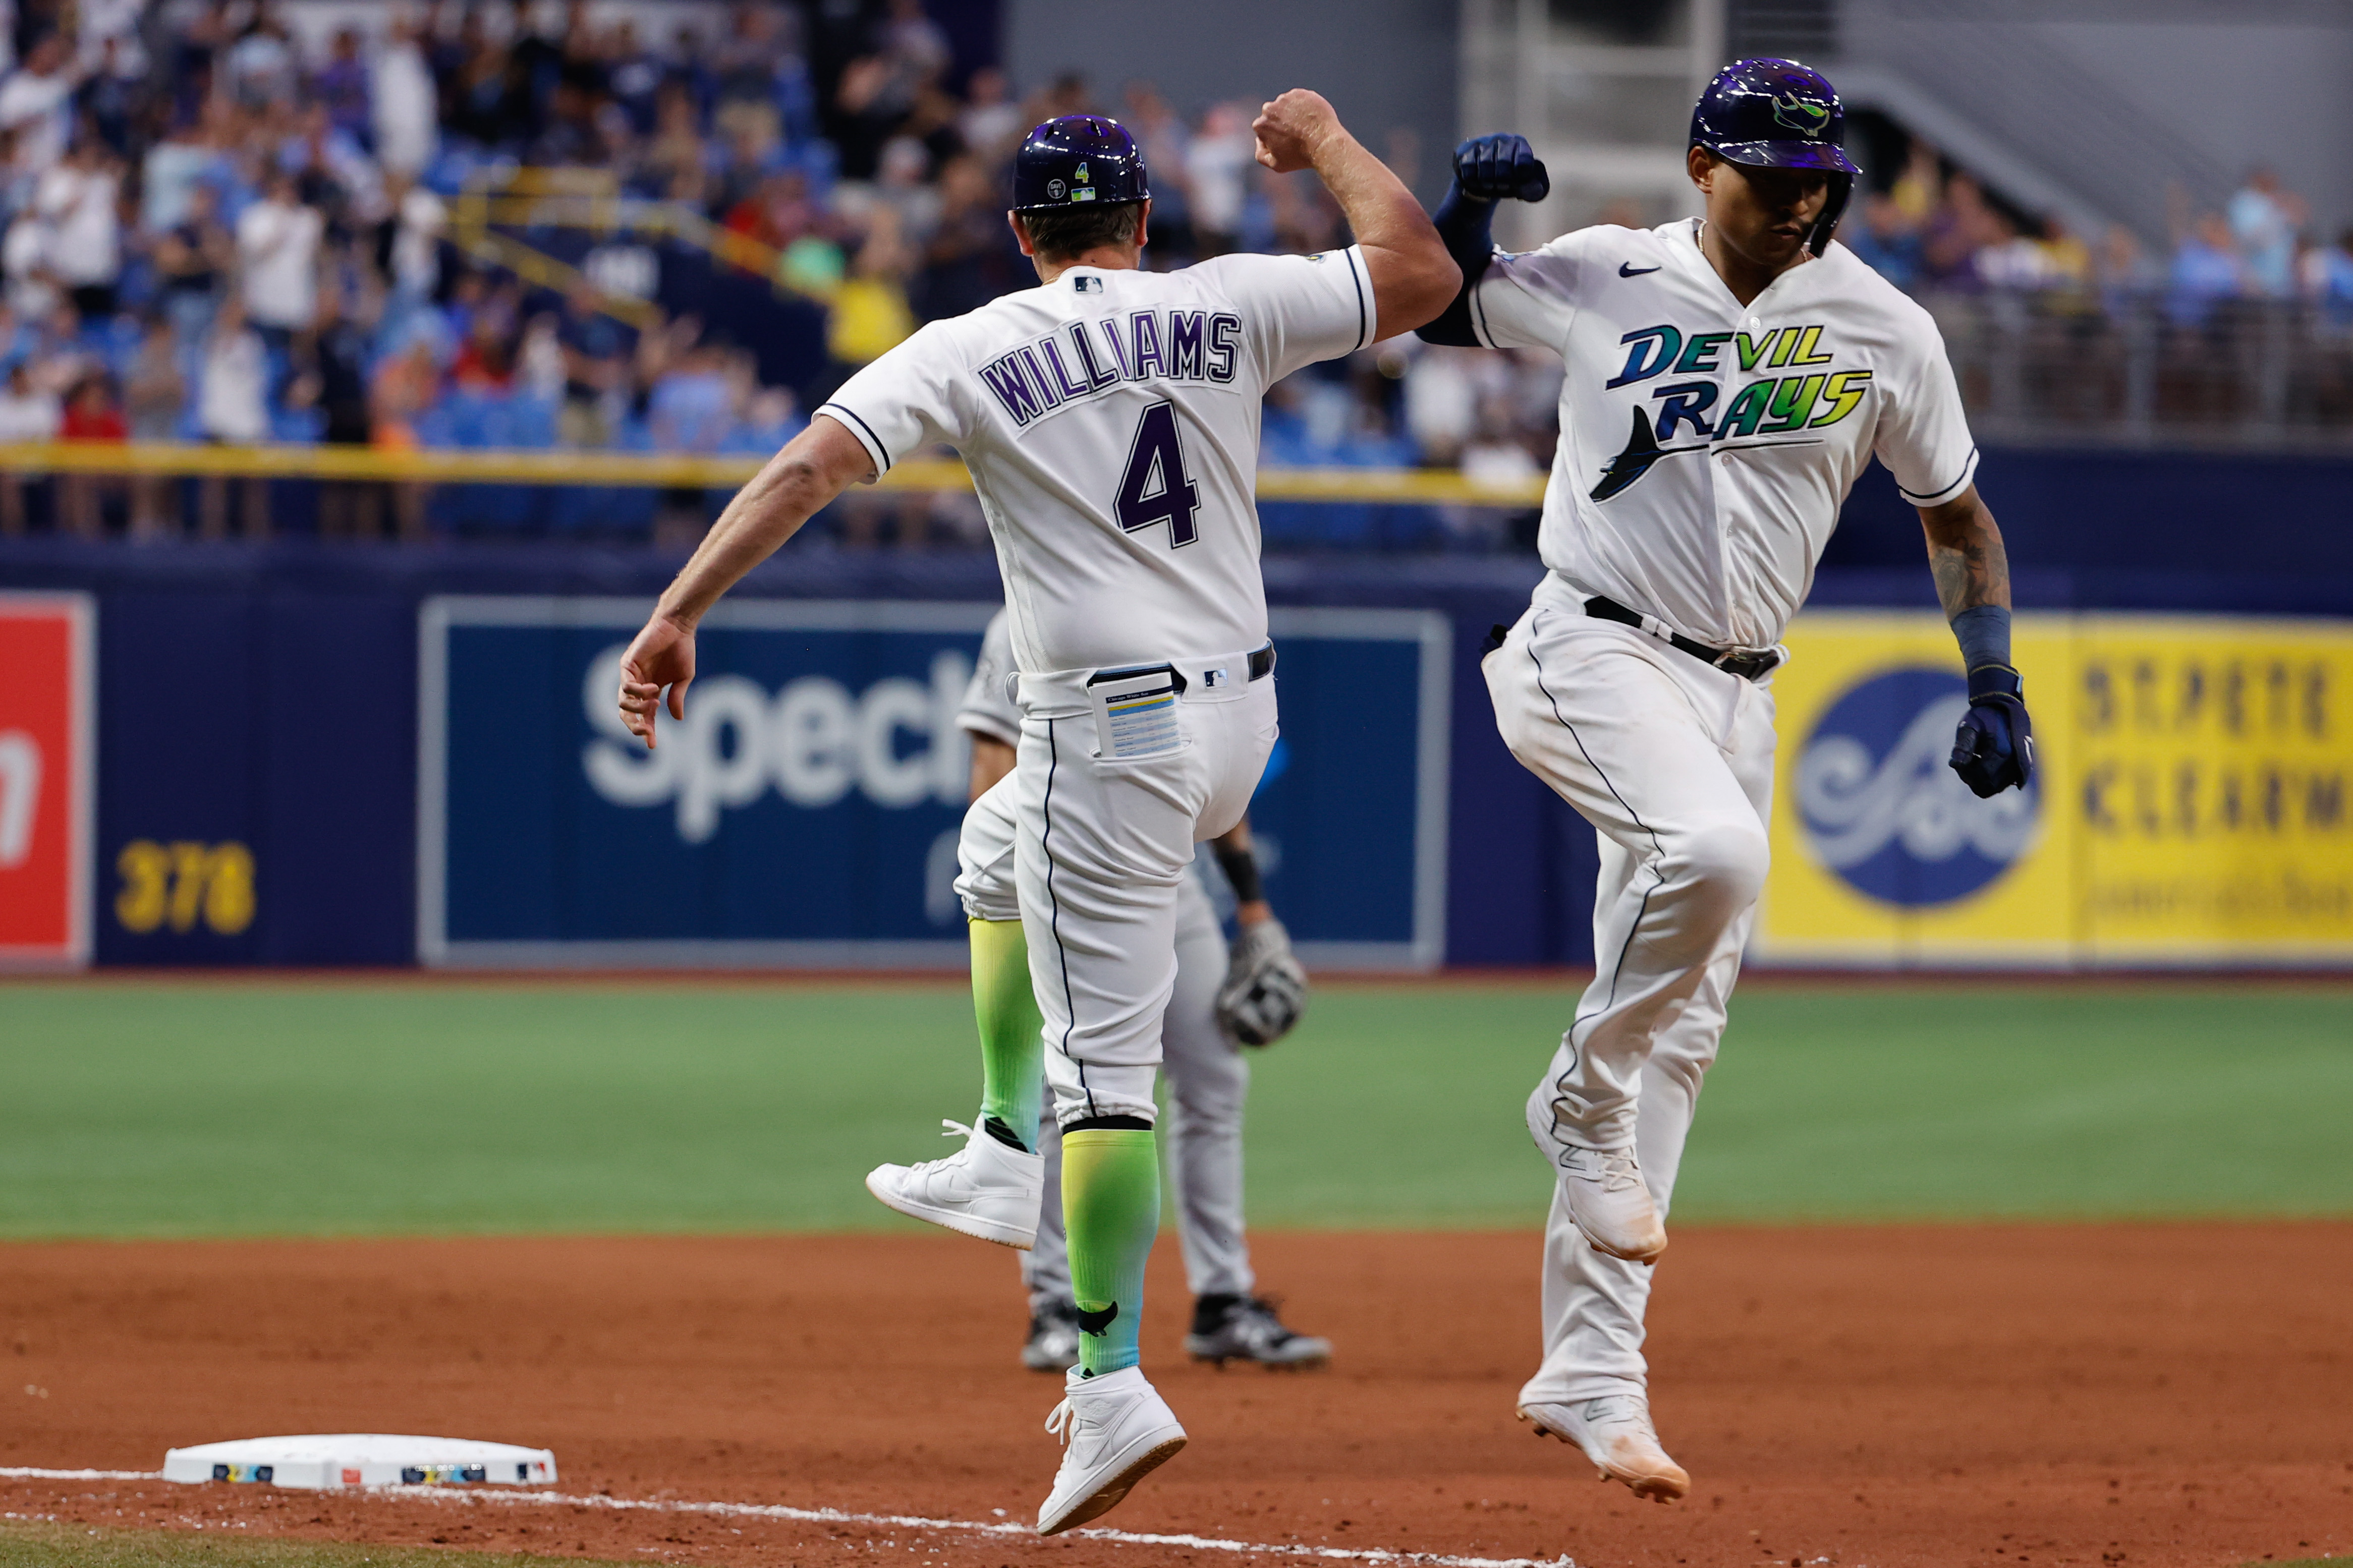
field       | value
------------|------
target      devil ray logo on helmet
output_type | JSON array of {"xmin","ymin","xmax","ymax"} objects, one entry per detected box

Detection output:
[{"xmin": 1771, "ymin": 92, "xmax": 1830, "ymax": 137}]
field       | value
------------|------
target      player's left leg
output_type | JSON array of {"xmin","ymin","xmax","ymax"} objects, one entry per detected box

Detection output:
[
  {"xmin": 1019, "ymin": 671, "xmax": 1275, "ymax": 1536},
  {"xmin": 864, "ymin": 775, "xmax": 1045, "ymax": 1248},
  {"xmin": 1519, "ymin": 709, "xmax": 1776, "ymax": 1502},
  {"xmin": 1162, "ymin": 871, "xmax": 1331, "ymax": 1369}
]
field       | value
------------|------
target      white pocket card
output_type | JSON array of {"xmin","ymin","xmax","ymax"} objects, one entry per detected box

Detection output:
[{"xmin": 1086, "ymin": 664, "xmax": 1186, "ymax": 760}]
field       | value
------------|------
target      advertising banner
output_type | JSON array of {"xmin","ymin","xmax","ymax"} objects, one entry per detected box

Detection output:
[
  {"xmin": 1758, "ymin": 610, "xmax": 2353, "ymax": 967},
  {"xmin": 0, "ymin": 591, "xmax": 93, "ymax": 968},
  {"xmin": 419, "ymin": 598, "xmax": 1449, "ymax": 969}
]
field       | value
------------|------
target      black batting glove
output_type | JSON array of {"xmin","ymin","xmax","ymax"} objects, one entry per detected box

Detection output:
[
  {"xmin": 1451, "ymin": 134, "xmax": 1550, "ymax": 204},
  {"xmin": 1950, "ymin": 665, "xmax": 2035, "ymax": 798}
]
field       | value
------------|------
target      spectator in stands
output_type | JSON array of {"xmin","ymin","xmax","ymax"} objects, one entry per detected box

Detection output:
[
  {"xmin": 0, "ymin": 358, "xmax": 58, "ymax": 534},
  {"xmin": 224, "ymin": 10, "xmax": 299, "ymax": 112},
  {"xmin": 957, "ymin": 66, "xmax": 1021, "ymax": 168},
  {"xmin": 0, "ymin": 34, "xmax": 82, "ymax": 187},
  {"xmin": 76, "ymin": 0, "xmax": 146, "ymax": 81},
  {"xmin": 2096, "ymin": 223, "xmax": 2160, "ymax": 313},
  {"xmin": 912, "ymin": 152, "xmax": 1020, "ymax": 321},
  {"xmin": 124, "ymin": 315, "xmax": 184, "ymax": 539},
  {"xmin": 196, "ymin": 297, "xmax": 269, "ymax": 537},
  {"xmin": 548, "ymin": 286, "xmax": 621, "ymax": 448},
  {"xmin": 57, "ymin": 371, "xmax": 127, "ymax": 538},
  {"xmin": 1122, "ymin": 82, "xmax": 1193, "ymax": 260},
  {"xmin": 2169, "ymin": 212, "xmax": 2244, "ymax": 326},
  {"xmin": 75, "ymin": 36, "xmax": 138, "ymax": 156},
  {"xmin": 312, "ymin": 273, "xmax": 381, "ymax": 540},
  {"xmin": 152, "ymin": 181, "xmax": 233, "ymax": 345},
  {"xmin": 451, "ymin": 307, "xmax": 518, "ymax": 394},
  {"xmin": 607, "ymin": 20, "xmax": 664, "ymax": 136},
  {"xmin": 2227, "ymin": 165, "xmax": 2304, "ymax": 299},
  {"xmin": 2, "ymin": 199, "xmax": 57, "ymax": 323},
  {"xmin": 824, "ymin": 206, "xmax": 916, "ymax": 373},
  {"xmin": 314, "ymin": 26, "xmax": 372, "ymax": 150},
  {"xmin": 372, "ymin": 11, "xmax": 438, "ymax": 179},
  {"xmin": 1187, "ymin": 102, "xmax": 1253, "ymax": 257},
  {"xmin": 237, "ymin": 170, "xmax": 322, "ymax": 351},
  {"xmin": 1845, "ymin": 193, "xmax": 1923, "ymax": 291},
  {"xmin": 2304, "ymin": 227, "xmax": 2353, "ymax": 333},
  {"xmin": 35, "ymin": 138, "xmax": 120, "ymax": 320}
]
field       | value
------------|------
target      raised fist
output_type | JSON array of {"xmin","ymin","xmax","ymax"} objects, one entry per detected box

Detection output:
[{"xmin": 1452, "ymin": 134, "xmax": 1550, "ymax": 203}]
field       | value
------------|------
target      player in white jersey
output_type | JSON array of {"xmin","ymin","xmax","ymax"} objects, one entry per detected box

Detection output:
[
  {"xmin": 951, "ymin": 607, "xmax": 1328, "ymax": 1374},
  {"xmin": 1416, "ymin": 60, "xmax": 2036, "ymax": 1502},
  {"xmin": 613, "ymin": 98, "xmax": 1455, "ymax": 1533}
]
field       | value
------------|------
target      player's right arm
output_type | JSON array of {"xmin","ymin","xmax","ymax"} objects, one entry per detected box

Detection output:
[
  {"xmin": 622, "ymin": 321, "xmax": 973, "ymax": 748},
  {"xmin": 1412, "ymin": 134, "xmax": 1588, "ymax": 354},
  {"xmin": 615, "ymin": 415, "xmax": 877, "ymax": 747},
  {"xmin": 1251, "ymin": 90, "xmax": 1458, "ymax": 340},
  {"xmin": 1417, "ymin": 134, "xmax": 1550, "ymax": 347}
]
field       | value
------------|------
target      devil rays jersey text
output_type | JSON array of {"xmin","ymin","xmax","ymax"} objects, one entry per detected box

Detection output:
[
  {"xmin": 818, "ymin": 249, "xmax": 1374, "ymax": 674},
  {"xmin": 1468, "ymin": 217, "xmax": 1977, "ymax": 651}
]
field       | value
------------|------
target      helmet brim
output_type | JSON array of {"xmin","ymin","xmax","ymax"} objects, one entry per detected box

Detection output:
[{"xmin": 1705, "ymin": 140, "xmax": 1860, "ymax": 177}]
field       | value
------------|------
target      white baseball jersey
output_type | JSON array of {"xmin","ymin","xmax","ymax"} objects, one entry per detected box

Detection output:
[
  {"xmin": 817, "ymin": 249, "xmax": 1376, "ymax": 674},
  {"xmin": 1468, "ymin": 217, "xmax": 1978, "ymax": 651}
]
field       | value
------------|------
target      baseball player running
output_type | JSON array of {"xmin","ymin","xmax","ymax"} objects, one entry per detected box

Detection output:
[
  {"xmin": 616, "ymin": 99, "xmax": 1454, "ymax": 1534},
  {"xmin": 942, "ymin": 605, "xmax": 1330, "ymax": 1374},
  {"xmin": 1416, "ymin": 59, "xmax": 2034, "ymax": 1501}
]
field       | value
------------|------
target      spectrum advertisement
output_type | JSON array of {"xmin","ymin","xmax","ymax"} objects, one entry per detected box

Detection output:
[
  {"xmin": 1757, "ymin": 610, "xmax": 2353, "ymax": 967},
  {"xmin": 418, "ymin": 597, "xmax": 1450, "ymax": 969}
]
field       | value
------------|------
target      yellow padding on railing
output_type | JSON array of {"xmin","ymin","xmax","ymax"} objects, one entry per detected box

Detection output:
[{"xmin": 0, "ymin": 443, "xmax": 1549, "ymax": 505}]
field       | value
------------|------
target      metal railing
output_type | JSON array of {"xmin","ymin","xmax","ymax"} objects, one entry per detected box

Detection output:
[{"xmin": 1929, "ymin": 291, "xmax": 2353, "ymax": 451}]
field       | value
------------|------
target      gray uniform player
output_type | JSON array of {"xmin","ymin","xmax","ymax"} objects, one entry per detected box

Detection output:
[{"xmin": 957, "ymin": 607, "xmax": 1328, "ymax": 1371}]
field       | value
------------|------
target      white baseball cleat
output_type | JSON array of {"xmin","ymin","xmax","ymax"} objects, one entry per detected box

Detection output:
[
  {"xmin": 1520, "ymin": 1393, "xmax": 1690, "ymax": 1503},
  {"xmin": 1036, "ymin": 1365, "xmax": 1188, "ymax": 1536},
  {"xmin": 1526, "ymin": 1088, "xmax": 1666, "ymax": 1263},
  {"xmin": 864, "ymin": 1119, "xmax": 1043, "ymax": 1250}
]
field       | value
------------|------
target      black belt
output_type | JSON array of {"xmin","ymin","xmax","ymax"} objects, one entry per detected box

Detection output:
[
  {"xmin": 1584, "ymin": 597, "xmax": 1780, "ymax": 682},
  {"xmin": 1247, "ymin": 641, "xmax": 1276, "ymax": 681}
]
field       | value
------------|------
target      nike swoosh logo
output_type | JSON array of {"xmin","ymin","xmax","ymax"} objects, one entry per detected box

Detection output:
[{"xmin": 1619, "ymin": 262, "xmax": 1660, "ymax": 276}]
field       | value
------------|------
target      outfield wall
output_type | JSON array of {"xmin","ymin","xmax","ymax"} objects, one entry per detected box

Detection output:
[{"xmin": 3, "ymin": 481, "xmax": 2349, "ymax": 970}]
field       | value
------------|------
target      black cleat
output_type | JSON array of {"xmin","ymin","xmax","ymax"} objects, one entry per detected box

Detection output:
[
  {"xmin": 1184, "ymin": 1294, "xmax": 1331, "ymax": 1369},
  {"xmin": 1021, "ymin": 1300, "xmax": 1083, "ymax": 1372}
]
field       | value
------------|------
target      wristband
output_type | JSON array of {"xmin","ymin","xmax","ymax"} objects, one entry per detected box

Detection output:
[
  {"xmin": 1950, "ymin": 604, "xmax": 2011, "ymax": 673},
  {"xmin": 1213, "ymin": 839, "xmax": 1265, "ymax": 905}
]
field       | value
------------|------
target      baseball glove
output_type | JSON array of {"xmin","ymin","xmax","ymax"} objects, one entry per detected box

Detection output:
[{"xmin": 1215, "ymin": 917, "xmax": 1309, "ymax": 1047}]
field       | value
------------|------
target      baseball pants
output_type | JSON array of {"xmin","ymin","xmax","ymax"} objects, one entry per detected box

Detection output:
[
  {"xmin": 956, "ymin": 787, "xmax": 1259, "ymax": 1310},
  {"xmin": 1485, "ymin": 575, "xmax": 1776, "ymax": 1403},
  {"xmin": 1010, "ymin": 658, "xmax": 1277, "ymax": 1128}
]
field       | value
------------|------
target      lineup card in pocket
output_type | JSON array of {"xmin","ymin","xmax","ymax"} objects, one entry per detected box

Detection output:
[{"xmin": 1086, "ymin": 664, "xmax": 1186, "ymax": 759}]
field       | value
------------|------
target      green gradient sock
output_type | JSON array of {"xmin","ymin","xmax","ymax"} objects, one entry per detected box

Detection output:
[
  {"xmin": 971, "ymin": 918, "xmax": 1044, "ymax": 1152},
  {"xmin": 1061, "ymin": 1127, "xmax": 1159, "ymax": 1376}
]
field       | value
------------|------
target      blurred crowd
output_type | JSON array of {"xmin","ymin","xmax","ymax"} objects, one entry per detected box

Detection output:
[
  {"xmin": 1842, "ymin": 141, "xmax": 2353, "ymax": 328},
  {"xmin": 0, "ymin": 0, "xmax": 1561, "ymax": 544},
  {"xmin": 0, "ymin": 0, "xmax": 2343, "ymax": 546}
]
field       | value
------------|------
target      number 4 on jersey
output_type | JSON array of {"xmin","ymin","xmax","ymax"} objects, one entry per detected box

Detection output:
[{"xmin": 1115, "ymin": 401, "xmax": 1200, "ymax": 548}]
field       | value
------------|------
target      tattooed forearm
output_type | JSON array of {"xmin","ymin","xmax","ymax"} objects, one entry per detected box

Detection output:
[{"xmin": 1918, "ymin": 489, "xmax": 2011, "ymax": 620}]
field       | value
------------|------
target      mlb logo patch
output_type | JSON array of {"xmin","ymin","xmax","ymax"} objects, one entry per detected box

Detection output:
[{"xmin": 1073, "ymin": 275, "xmax": 1103, "ymax": 293}]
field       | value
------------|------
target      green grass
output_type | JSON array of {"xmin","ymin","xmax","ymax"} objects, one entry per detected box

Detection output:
[
  {"xmin": 0, "ymin": 979, "xmax": 2346, "ymax": 1239},
  {"xmin": 0, "ymin": 1522, "xmax": 619, "ymax": 1567}
]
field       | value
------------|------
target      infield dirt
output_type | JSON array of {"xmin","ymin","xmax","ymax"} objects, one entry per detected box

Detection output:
[{"xmin": 2, "ymin": 1225, "xmax": 2345, "ymax": 1568}]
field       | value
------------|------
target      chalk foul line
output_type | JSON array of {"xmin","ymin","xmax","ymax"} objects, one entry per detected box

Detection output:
[{"xmin": 0, "ymin": 1468, "xmax": 1576, "ymax": 1568}]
